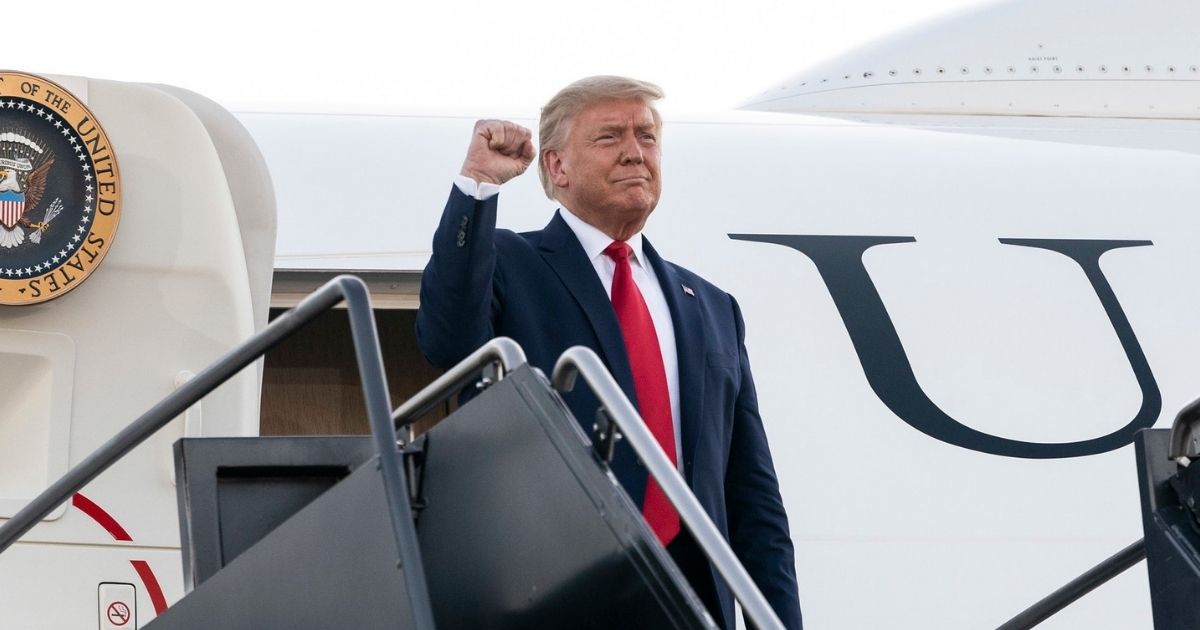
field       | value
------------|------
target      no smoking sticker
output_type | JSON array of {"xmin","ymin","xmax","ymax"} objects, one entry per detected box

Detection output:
[
  {"xmin": 107, "ymin": 601, "xmax": 131, "ymax": 626},
  {"xmin": 99, "ymin": 583, "xmax": 136, "ymax": 630}
]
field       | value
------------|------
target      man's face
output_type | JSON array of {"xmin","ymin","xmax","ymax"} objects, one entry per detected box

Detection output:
[{"xmin": 551, "ymin": 98, "xmax": 661, "ymax": 238}]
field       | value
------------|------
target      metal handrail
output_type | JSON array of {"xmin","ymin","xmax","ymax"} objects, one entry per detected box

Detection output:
[
  {"xmin": 0, "ymin": 275, "xmax": 435, "ymax": 630},
  {"xmin": 392, "ymin": 337, "xmax": 527, "ymax": 439},
  {"xmin": 996, "ymin": 539, "xmax": 1146, "ymax": 630},
  {"xmin": 551, "ymin": 346, "xmax": 787, "ymax": 630}
]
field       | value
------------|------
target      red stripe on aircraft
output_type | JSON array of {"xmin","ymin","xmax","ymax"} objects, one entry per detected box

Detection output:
[
  {"xmin": 71, "ymin": 493, "xmax": 132, "ymax": 542},
  {"xmin": 72, "ymin": 492, "xmax": 169, "ymax": 614},
  {"xmin": 131, "ymin": 560, "xmax": 168, "ymax": 614}
]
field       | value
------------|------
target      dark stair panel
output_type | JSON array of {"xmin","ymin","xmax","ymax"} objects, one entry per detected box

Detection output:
[
  {"xmin": 148, "ymin": 450, "xmax": 423, "ymax": 629},
  {"xmin": 1135, "ymin": 429, "xmax": 1200, "ymax": 629},
  {"xmin": 416, "ymin": 366, "xmax": 714, "ymax": 629},
  {"xmin": 171, "ymin": 435, "xmax": 376, "ymax": 590}
]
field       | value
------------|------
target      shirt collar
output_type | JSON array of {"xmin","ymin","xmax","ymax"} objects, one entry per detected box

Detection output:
[{"xmin": 558, "ymin": 206, "xmax": 647, "ymax": 267}]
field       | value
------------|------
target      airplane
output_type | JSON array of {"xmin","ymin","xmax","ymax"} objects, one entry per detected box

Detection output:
[{"xmin": 1, "ymin": 0, "xmax": 1198, "ymax": 626}]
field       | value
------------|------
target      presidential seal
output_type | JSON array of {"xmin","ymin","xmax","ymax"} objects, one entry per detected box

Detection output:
[{"xmin": 0, "ymin": 72, "xmax": 120, "ymax": 305}]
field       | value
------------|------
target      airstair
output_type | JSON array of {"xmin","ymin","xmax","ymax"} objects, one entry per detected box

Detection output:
[
  {"xmin": 0, "ymin": 276, "xmax": 786, "ymax": 629},
  {"xmin": 999, "ymin": 401, "xmax": 1200, "ymax": 628}
]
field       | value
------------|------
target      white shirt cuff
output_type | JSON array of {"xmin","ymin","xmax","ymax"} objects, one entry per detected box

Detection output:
[{"xmin": 454, "ymin": 174, "xmax": 501, "ymax": 200}]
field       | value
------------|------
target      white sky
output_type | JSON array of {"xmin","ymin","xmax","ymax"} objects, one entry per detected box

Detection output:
[{"xmin": 10, "ymin": 0, "xmax": 988, "ymax": 115}]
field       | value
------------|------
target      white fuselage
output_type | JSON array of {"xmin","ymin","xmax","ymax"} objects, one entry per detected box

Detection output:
[{"xmin": 241, "ymin": 107, "xmax": 1200, "ymax": 629}]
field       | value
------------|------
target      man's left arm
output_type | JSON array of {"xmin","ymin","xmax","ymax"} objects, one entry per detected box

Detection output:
[{"xmin": 724, "ymin": 297, "xmax": 804, "ymax": 629}]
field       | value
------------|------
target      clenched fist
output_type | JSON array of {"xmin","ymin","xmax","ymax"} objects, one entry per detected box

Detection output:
[{"xmin": 460, "ymin": 120, "xmax": 535, "ymax": 186}]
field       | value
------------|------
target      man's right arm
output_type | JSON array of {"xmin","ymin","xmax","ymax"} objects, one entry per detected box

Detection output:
[{"xmin": 415, "ymin": 120, "xmax": 534, "ymax": 369}]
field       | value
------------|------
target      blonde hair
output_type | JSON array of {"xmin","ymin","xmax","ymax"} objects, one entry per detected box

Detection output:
[{"xmin": 538, "ymin": 75, "xmax": 664, "ymax": 199}]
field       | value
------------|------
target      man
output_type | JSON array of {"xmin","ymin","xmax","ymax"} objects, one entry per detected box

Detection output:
[{"xmin": 416, "ymin": 76, "xmax": 802, "ymax": 629}]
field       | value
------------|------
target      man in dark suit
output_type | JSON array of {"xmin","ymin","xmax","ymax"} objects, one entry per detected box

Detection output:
[{"xmin": 416, "ymin": 76, "xmax": 802, "ymax": 629}]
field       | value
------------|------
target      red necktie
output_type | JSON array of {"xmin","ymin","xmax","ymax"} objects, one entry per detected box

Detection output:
[{"xmin": 603, "ymin": 241, "xmax": 680, "ymax": 546}]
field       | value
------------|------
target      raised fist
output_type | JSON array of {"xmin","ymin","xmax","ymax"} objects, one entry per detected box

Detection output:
[{"xmin": 460, "ymin": 120, "xmax": 535, "ymax": 186}]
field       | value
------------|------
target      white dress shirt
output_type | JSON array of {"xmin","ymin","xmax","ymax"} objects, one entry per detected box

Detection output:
[{"xmin": 453, "ymin": 176, "xmax": 683, "ymax": 466}]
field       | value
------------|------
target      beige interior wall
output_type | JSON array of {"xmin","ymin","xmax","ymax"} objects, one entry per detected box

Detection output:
[{"xmin": 260, "ymin": 309, "xmax": 450, "ymax": 435}]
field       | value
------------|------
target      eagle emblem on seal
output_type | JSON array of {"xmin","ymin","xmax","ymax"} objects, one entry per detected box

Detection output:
[{"xmin": 0, "ymin": 131, "xmax": 59, "ymax": 249}]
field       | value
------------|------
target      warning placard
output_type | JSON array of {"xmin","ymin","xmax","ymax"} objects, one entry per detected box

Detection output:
[
  {"xmin": 99, "ymin": 583, "xmax": 136, "ymax": 630},
  {"xmin": 107, "ymin": 601, "xmax": 131, "ymax": 626}
]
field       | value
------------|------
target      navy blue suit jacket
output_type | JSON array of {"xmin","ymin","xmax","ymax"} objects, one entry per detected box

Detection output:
[{"xmin": 416, "ymin": 187, "xmax": 802, "ymax": 629}]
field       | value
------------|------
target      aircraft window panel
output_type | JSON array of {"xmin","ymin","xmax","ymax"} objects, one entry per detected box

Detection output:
[{"xmin": 0, "ymin": 329, "xmax": 73, "ymax": 520}]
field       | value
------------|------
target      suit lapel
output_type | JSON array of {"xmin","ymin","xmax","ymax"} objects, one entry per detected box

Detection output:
[
  {"xmin": 643, "ymin": 238, "xmax": 704, "ymax": 485},
  {"xmin": 537, "ymin": 211, "xmax": 638, "ymax": 404}
]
